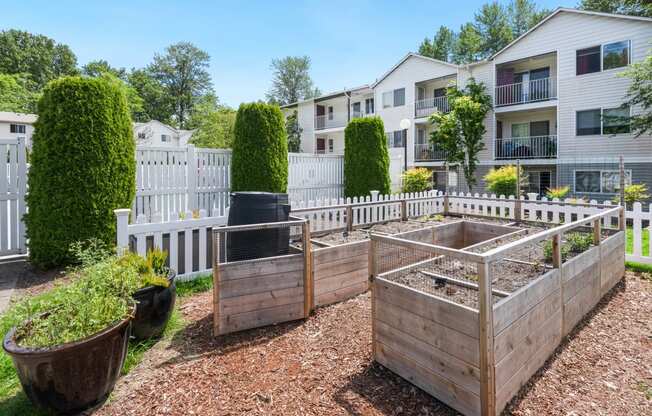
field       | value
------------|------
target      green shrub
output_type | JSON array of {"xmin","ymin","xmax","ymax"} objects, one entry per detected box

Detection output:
[
  {"xmin": 544, "ymin": 232, "xmax": 594, "ymax": 263},
  {"xmin": 545, "ymin": 186, "xmax": 570, "ymax": 200},
  {"xmin": 344, "ymin": 117, "xmax": 390, "ymax": 197},
  {"xmin": 613, "ymin": 184, "xmax": 650, "ymax": 209},
  {"xmin": 25, "ymin": 76, "xmax": 135, "ymax": 268},
  {"xmin": 483, "ymin": 165, "xmax": 527, "ymax": 197},
  {"xmin": 231, "ymin": 102, "xmax": 288, "ymax": 192},
  {"xmin": 402, "ymin": 168, "xmax": 432, "ymax": 193}
]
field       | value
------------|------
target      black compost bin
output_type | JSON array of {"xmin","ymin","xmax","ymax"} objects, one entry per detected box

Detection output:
[{"xmin": 226, "ymin": 192, "xmax": 291, "ymax": 261}]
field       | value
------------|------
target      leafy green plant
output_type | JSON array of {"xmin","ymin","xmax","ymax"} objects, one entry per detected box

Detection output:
[
  {"xmin": 483, "ymin": 165, "xmax": 527, "ymax": 197},
  {"xmin": 25, "ymin": 76, "xmax": 135, "ymax": 268},
  {"xmin": 176, "ymin": 274, "xmax": 213, "ymax": 297},
  {"xmin": 344, "ymin": 117, "xmax": 391, "ymax": 197},
  {"xmin": 545, "ymin": 186, "xmax": 570, "ymax": 200},
  {"xmin": 613, "ymin": 184, "xmax": 650, "ymax": 209},
  {"xmin": 544, "ymin": 232, "xmax": 594, "ymax": 263},
  {"xmin": 231, "ymin": 102, "xmax": 288, "ymax": 192},
  {"xmin": 401, "ymin": 168, "xmax": 432, "ymax": 193}
]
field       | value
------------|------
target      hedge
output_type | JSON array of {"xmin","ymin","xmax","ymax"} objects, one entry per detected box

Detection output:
[
  {"xmin": 25, "ymin": 76, "xmax": 135, "ymax": 268},
  {"xmin": 231, "ymin": 102, "xmax": 288, "ymax": 192},
  {"xmin": 344, "ymin": 117, "xmax": 391, "ymax": 197}
]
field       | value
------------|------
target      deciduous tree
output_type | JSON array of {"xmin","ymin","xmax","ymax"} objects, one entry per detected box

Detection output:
[
  {"xmin": 621, "ymin": 54, "xmax": 652, "ymax": 137},
  {"xmin": 579, "ymin": 0, "xmax": 652, "ymax": 17},
  {"xmin": 0, "ymin": 73, "xmax": 40, "ymax": 113},
  {"xmin": 285, "ymin": 110, "xmax": 302, "ymax": 152},
  {"xmin": 187, "ymin": 93, "xmax": 236, "ymax": 149},
  {"xmin": 266, "ymin": 56, "xmax": 320, "ymax": 105}
]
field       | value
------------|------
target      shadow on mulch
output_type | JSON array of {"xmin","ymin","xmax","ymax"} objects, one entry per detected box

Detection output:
[
  {"xmin": 504, "ymin": 277, "xmax": 627, "ymax": 414},
  {"xmin": 333, "ymin": 362, "xmax": 460, "ymax": 416},
  {"xmin": 0, "ymin": 258, "xmax": 65, "ymax": 300},
  {"xmin": 160, "ymin": 310, "xmax": 304, "ymax": 367}
]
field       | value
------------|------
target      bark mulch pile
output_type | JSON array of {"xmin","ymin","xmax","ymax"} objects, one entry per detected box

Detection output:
[{"xmin": 96, "ymin": 271, "xmax": 652, "ymax": 416}]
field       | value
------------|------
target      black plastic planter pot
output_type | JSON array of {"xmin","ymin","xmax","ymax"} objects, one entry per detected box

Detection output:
[
  {"xmin": 131, "ymin": 270, "xmax": 177, "ymax": 340},
  {"xmin": 2, "ymin": 309, "xmax": 133, "ymax": 415}
]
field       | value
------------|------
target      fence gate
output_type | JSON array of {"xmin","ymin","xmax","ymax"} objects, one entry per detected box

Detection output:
[{"xmin": 0, "ymin": 138, "xmax": 27, "ymax": 256}]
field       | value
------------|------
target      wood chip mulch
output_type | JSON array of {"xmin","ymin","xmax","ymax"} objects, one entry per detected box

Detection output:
[{"xmin": 95, "ymin": 271, "xmax": 652, "ymax": 416}]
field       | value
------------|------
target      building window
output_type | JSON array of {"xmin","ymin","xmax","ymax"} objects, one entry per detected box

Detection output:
[
  {"xmin": 576, "ymin": 41, "xmax": 630, "ymax": 75},
  {"xmin": 382, "ymin": 91, "xmax": 393, "ymax": 108},
  {"xmin": 328, "ymin": 106, "xmax": 334, "ymax": 120},
  {"xmin": 386, "ymin": 130, "xmax": 404, "ymax": 148},
  {"xmin": 9, "ymin": 124, "xmax": 26, "ymax": 134},
  {"xmin": 576, "ymin": 46, "xmax": 601, "ymax": 75},
  {"xmin": 603, "ymin": 107, "xmax": 630, "ymax": 134},
  {"xmin": 382, "ymin": 88, "xmax": 405, "ymax": 108},
  {"xmin": 416, "ymin": 128, "xmax": 426, "ymax": 145},
  {"xmin": 137, "ymin": 132, "xmax": 146, "ymax": 140},
  {"xmin": 393, "ymin": 88, "xmax": 405, "ymax": 107},
  {"xmin": 577, "ymin": 107, "xmax": 631, "ymax": 136},
  {"xmin": 575, "ymin": 170, "xmax": 631, "ymax": 193},
  {"xmin": 365, "ymin": 98, "xmax": 374, "ymax": 114},
  {"xmin": 603, "ymin": 41, "xmax": 630, "ymax": 70},
  {"xmin": 328, "ymin": 138, "xmax": 334, "ymax": 153},
  {"xmin": 161, "ymin": 134, "xmax": 170, "ymax": 142},
  {"xmin": 576, "ymin": 109, "xmax": 602, "ymax": 136},
  {"xmin": 352, "ymin": 102, "xmax": 361, "ymax": 115}
]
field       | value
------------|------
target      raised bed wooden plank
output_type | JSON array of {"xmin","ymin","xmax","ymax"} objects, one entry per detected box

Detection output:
[
  {"xmin": 493, "ymin": 269, "xmax": 560, "ymax": 335},
  {"xmin": 315, "ymin": 267, "xmax": 368, "ymax": 296},
  {"xmin": 376, "ymin": 294, "xmax": 480, "ymax": 366},
  {"xmin": 219, "ymin": 270, "xmax": 303, "ymax": 299},
  {"xmin": 600, "ymin": 232, "xmax": 625, "ymax": 296},
  {"xmin": 495, "ymin": 308, "xmax": 562, "ymax": 389},
  {"xmin": 563, "ymin": 276, "xmax": 601, "ymax": 336},
  {"xmin": 220, "ymin": 286, "xmax": 304, "ymax": 316},
  {"xmin": 376, "ymin": 320, "xmax": 481, "ymax": 394},
  {"xmin": 312, "ymin": 240, "xmax": 369, "ymax": 264},
  {"xmin": 219, "ymin": 254, "xmax": 304, "ymax": 281},
  {"xmin": 376, "ymin": 341, "xmax": 481, "ymax": 416},
  {"xmin": 493, "ymin": 288, "xmax": 561, "ymax": 363},
  {"xmin": 561, "ymin": 246, "xmax": 599, "ymax": 285},
  {"xmin": 313, "ymin": 254, "xmax": 368, "ymax": 277},
  {"xmin": 315, "ymin": 280, "xmax": 368, "ymax": 307},
  {"xmin": 562, "ymin": 257, "xmax": 599, "ymax": 304},
  {"xmin": 375, "ymin": 277, "xmax": 480, "ymax": 339},
  {"xmin": 218, "ymin": 302, "xmax": 304, "ymax": 334}
]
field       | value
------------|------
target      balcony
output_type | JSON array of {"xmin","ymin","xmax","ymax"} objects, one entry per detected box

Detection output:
[
  {"xmin": 494, "ymin": 135, "xmax": 558, "ymax": 160},
  {"xmin": 414, "ymin": 143, "xmax": 448, "ymax": 162},
  {"xmin": 351, "ymin": 111, "xmax": 375, "ymax": 119},
  {"xmin": 315, "ymin": 113, "xmax": 347, "ymax": 130},
  {"xmin": 495, "ymin": 77, "xmax": 556, "ymax": 107},
  {"xmin": 414, "ymin": 96, "xmax": 450, "ymax": 118}
]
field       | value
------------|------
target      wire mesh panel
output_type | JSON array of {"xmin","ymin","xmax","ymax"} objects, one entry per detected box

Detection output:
[
  {"xmin": 214, "ymin": 221, "xmax": 305, "ymax": 263},
  {"xmin": 489, "ymin": 239, "xmax": 551, "ymax": 293}
]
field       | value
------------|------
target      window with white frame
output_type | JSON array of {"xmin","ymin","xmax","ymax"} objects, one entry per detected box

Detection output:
[
  {"xmin": 382, "ymin": 88, "xmax": 405, "ymax": 108},
  {"xmin": 137, "ymin": 132, "xmax": 146, "ymax": 140},
  {"xmin": 161, "ymin": 134, "xmax": 170, "ymax": 142},
  {"xmin": 10, "ymin": 124, "xmax": 26, "ymax": 134},
  {"xmin": 385, "ymin": 130, "xmax": 404, "ymax": 148},
  {"xmin": 576, "ymin": 106, "xmax": 631, "ymax": 136},
  {"xmin": 328, "ymin": 138, "xmax": 334, "ymax": 153},
  {"xmin": 574, "ymin": 170, "xmax": 631, "ymax": 193},
  {"xmin": 365, "ymin": 98, "xmax": 374, "ymax": 114},
  {"xmin": 576, "ymin": 40, "xmax": 630, "ymax": 75},
  {"xmin": 328, "ymin": 106, "xmax": 334, "ymax": 120}
]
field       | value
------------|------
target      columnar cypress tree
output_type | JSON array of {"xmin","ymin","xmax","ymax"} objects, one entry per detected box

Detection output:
[{"xmin": 344, "ymin": 117, "xmax": 391, "ymax": 197}]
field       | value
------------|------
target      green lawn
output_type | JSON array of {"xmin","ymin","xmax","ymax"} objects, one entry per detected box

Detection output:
[{"xmin": 626, "ymin": 226, "xmax": 650, "ymax": 255}]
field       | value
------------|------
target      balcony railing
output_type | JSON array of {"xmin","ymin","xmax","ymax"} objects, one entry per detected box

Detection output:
[
  {"xmin": 414, "ymin": 96, "xmax": 450, "ymax": 118},
  {"xmin": 414, "ymin": 143, "xmax": 448, "ymax": 162},
  {"xmin": 495, "ymin": 77, "xmax": 556, "ymax": 107},
  {"xmin": 315, "ymin": 114, "xmax": 347, "ymax": 130},
  {"xmin": 351, "ymin": 111, "xmax": 375, "ymax": 119},
  {"xmin": 494, "ymin": 135, "xmax": 558, "ymax": 159}
]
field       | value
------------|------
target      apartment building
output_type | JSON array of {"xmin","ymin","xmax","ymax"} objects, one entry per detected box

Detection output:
[
  {"xmin": 133, "ymin": 120, "xmax": 194, "ymax": 148},
  {"xmin": 282, "ymin": 8, "xmax": 652, "ymax": 200},
  {"xmin": 0, "ymin": 112, "xmax": 36, "ymax": 148}
]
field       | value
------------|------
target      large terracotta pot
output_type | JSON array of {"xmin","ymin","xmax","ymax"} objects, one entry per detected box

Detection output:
[
  {"xmin": 3, "ymin": 308, "xmax": 133, "ymax": 415},
  {"xmin": 131, "ymin": 270, "xmax": 177, "ymax": 340}
]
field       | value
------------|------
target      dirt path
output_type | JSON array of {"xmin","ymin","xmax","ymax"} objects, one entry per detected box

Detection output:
[{"xmin": 96, "ymin": 272, "xmax": 652, "ymax": 416}]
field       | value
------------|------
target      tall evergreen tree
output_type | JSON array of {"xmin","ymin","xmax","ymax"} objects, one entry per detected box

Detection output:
[
  {"xmin": 418, "ymin": 26, "xmax": 456, "ymax": 62},
  {"xmin": 452, "ymin": 23, "xmax": 483, "ymax": 64},
  {"xmin": 474, "ymin": 2, "xmax": 514, "ymax": 58},
  {"xmin": 508, "ymin": 0, "xmax": 550, "ymax": 37},
  {"xmin": 579, "ymin": 0, "xmax": 652, "ymax": 17}
]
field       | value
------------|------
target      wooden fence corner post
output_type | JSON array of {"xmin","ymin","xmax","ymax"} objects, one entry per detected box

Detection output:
[
  {"xmin": 212, "ymin": 230, "xmax": 221, "ymax": 337},
  {"xmin": 369, "ymin": 237, "xmax": 378, "ymax": 360},
  {"xmin": 478, "ymin": 260, "xmax": 496, "ymax": 416},
  {"xmin": 593, "ymin": 219, "xmax": 601, "ymax": 246},
  {"xmin": 302, "ymin": 220, "xmax": 313, "ymax": 317},
  {"xmin": 401, "ymin": 199, "xmax": 408, "ymax": 221},
  {"xmin": 346, "ymin": 205, "xmax": 353, "ymax": 231}
]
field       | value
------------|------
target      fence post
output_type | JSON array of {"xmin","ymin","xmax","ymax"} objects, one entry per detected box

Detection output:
[
  {"xmin": 302, "ymin": 220, "xmax": 313, "ymax": 317},
  {"xmin": 212, "ymin": 230, "xmax": 221, "ymax": 336},
  {"xmin": 346, "ymin": 205, "xmax": 353, "ymax": 231},
  {"xmin": 478, "ymin": 260, "xmax": 496, "ymax": 416},
  {"xmin": 16, "ymin": 137, "xmax": 27, "ymax": 254},
  {"xmin": 114, "ymin": 209, "xmax": 131, "ymax": 255},
  {"xmin": 187, "ymin": 144, "xmax": 197, "ymax": 212},
  {"xmin": 552, "ymin": 233, "xmax": 564, "ymax": 335},
  {"xmin": 514, "ymin": 160, "xmax": 522, "ymax": 222},
  {"xmin": 401, "ymin": 199, "xmax": 408, "ymax": 221},
  {"xmin": 619, "ymin": 156, "xmax": 626, "ymax": 231},
  {"xmin": 369, "ymin": 237, "xmax": 378, "ymax": 360}
]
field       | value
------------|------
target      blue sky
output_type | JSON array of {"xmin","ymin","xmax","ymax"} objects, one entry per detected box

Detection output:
[{"xmin": 3, "ymin": 0, "xmax": 576, "ymax": 107}]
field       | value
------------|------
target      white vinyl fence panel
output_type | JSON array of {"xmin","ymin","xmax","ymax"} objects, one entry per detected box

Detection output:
[
  {"xmin": 287, "ymin": 153, "xmax": 344, "ymax": 203},
  {"xmin": 0, "ymin": 138, "xmax": 27, "ymax": 256}
]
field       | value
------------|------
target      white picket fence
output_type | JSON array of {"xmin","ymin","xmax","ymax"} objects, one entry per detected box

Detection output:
[{"xmin": 0, "ymin": 138, "xmax": 27, "ymax": 256}]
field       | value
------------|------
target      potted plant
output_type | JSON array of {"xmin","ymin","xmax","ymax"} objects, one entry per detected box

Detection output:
[
  {"xmin": 124, "ymin": 249, "xmax": 177, "ymax": 340},
  {"xmin": 3, "ymin": 253, "xmax": 142, "ymax": 414}
]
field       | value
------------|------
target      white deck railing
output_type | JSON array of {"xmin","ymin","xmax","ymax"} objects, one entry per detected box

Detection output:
[
  {"xmin": 494, "ymin": 135, "xmax": 558, "ymax": 159},
  {"xmin": 495, "ymin": 77, "xmax": 556, "ymax": 107},
  {"xmin": 315, "ymin": 113, "xmax": 347, "ymax": 130},
  {"xmin": 414, "ymin": 96, "xmax": 450, "ymax": 118},
  {"xmin": 414, "ymin": 143, "xmax": 448, "ymax": 161},
  {"xmin": 351, "ymin": 111, "xmax": 375, "ymax": 119}
]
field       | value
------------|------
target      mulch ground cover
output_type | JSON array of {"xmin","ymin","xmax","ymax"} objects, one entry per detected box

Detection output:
[{"xmin": 95, "ymin": 271, "xmax": 652, "ymax": 416}]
